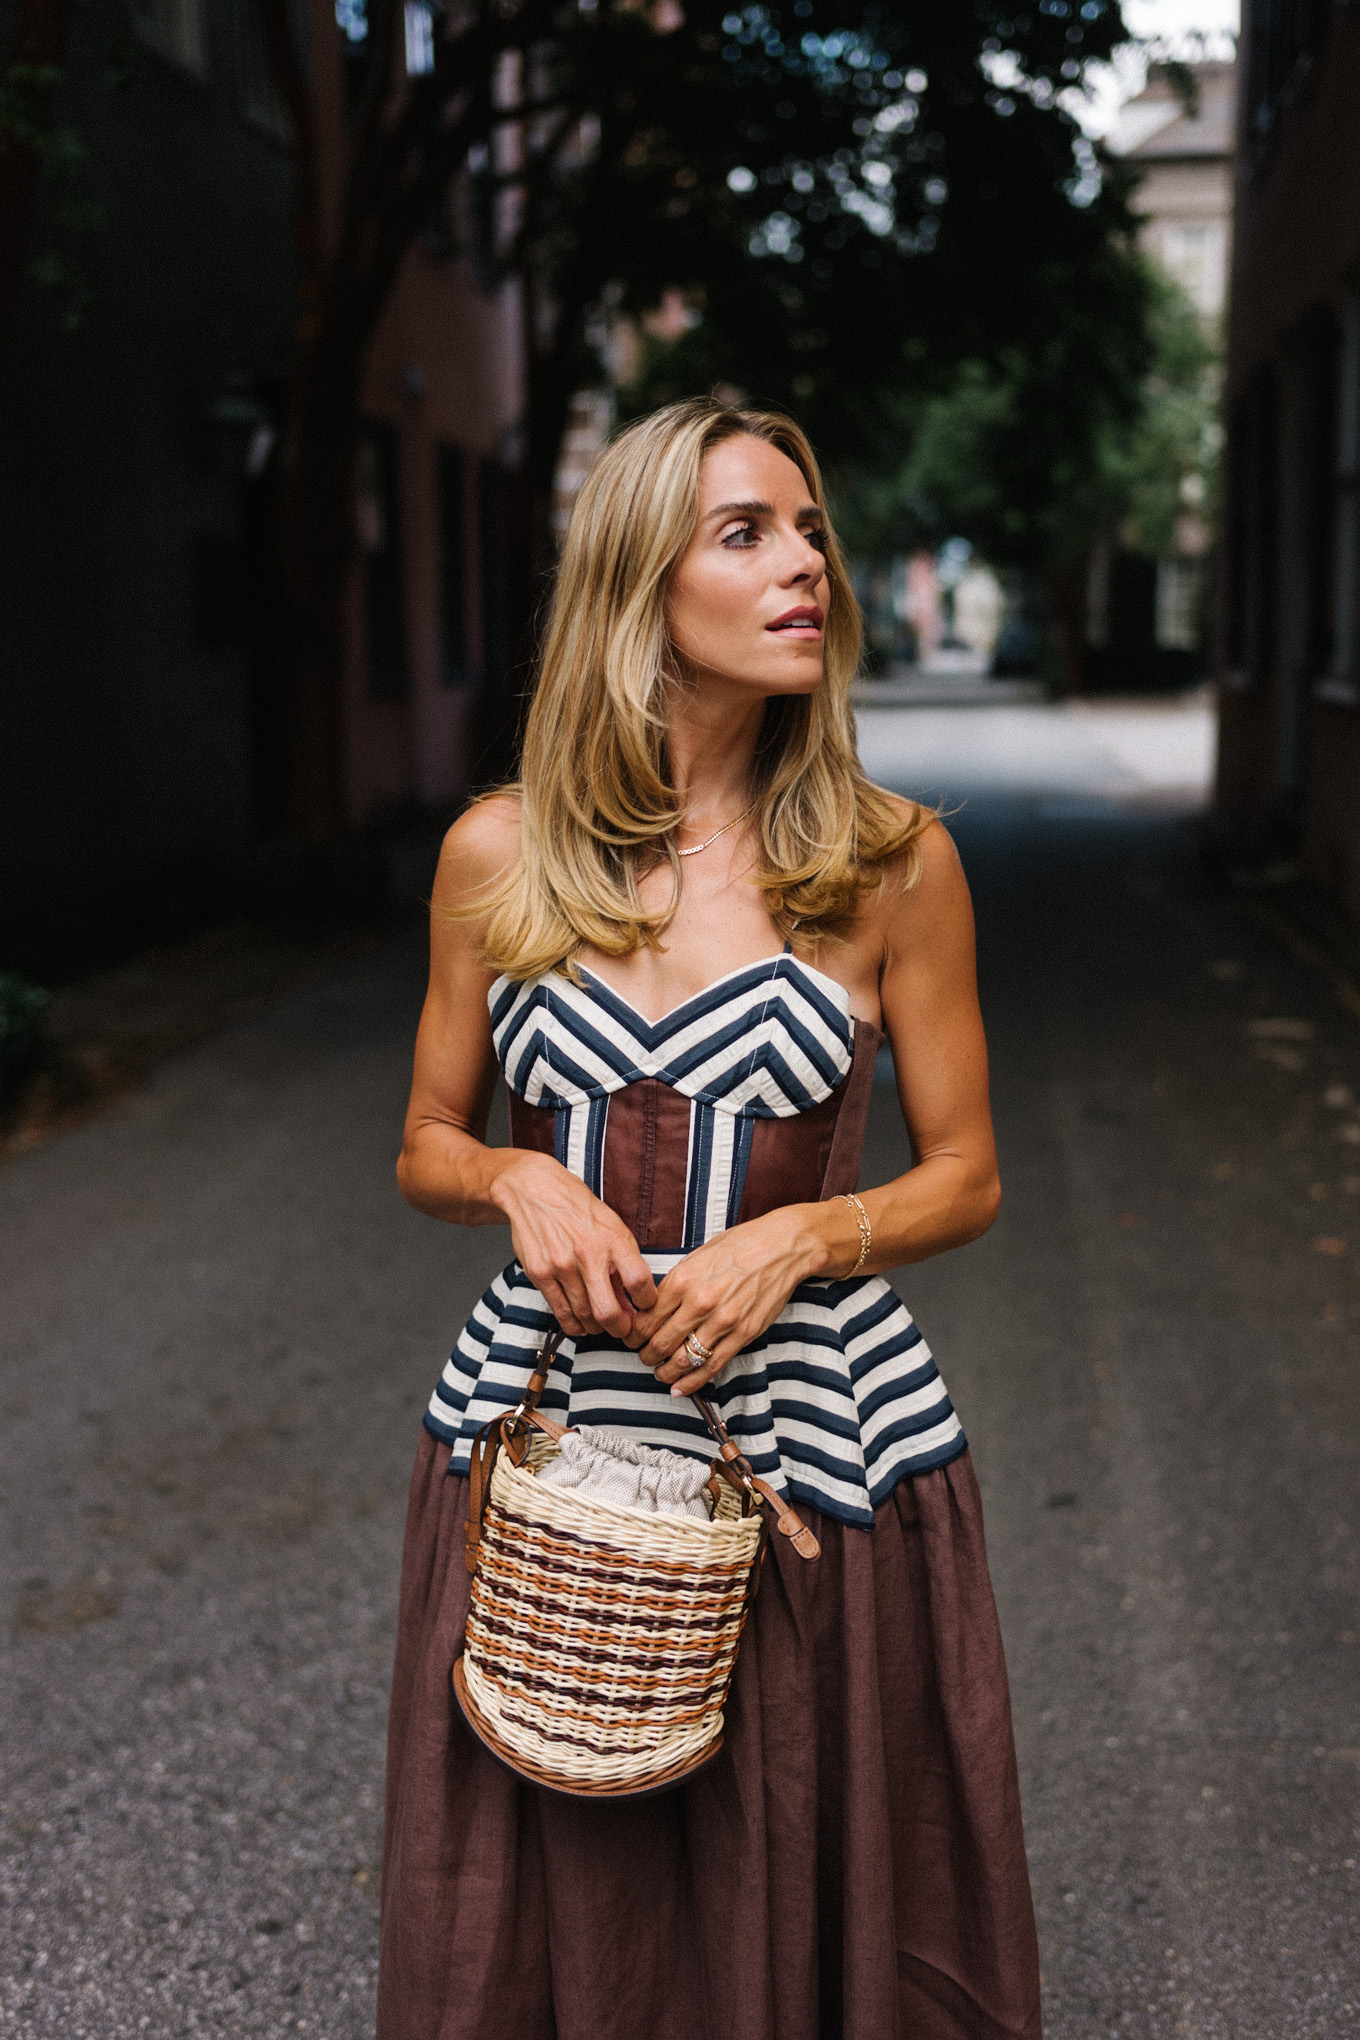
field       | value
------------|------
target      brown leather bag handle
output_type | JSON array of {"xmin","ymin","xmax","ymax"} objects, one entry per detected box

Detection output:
[
  {"xmin": 464, "ymin": 1333, "xmax": 564, "ymax": 1574},
  {"xmin": 464, "ymin": 1327, "xmax": 821, "ymax": 1572},
  {"xmin": 689, "ymin": 1392, "xmax": 821, "ymax": 1559}
]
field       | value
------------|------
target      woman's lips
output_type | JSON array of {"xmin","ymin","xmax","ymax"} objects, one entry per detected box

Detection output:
[{"xmin": 766, "ymin": 606, "xmax": 824, "ymax": 633}]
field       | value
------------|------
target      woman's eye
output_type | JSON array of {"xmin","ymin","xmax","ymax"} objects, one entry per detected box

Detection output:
[
  {"xmin": 720, "ymin": 521, "xmax": 760, "ymax": 549},
  {"xmin": 806, "ymin": 525, "xmax": 829, "ymax": 554}
]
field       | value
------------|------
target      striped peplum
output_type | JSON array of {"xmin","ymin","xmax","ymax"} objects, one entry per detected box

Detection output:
[{"xmin": 424, "ymin": 948, "xmax": 966, "ymax": 1529}]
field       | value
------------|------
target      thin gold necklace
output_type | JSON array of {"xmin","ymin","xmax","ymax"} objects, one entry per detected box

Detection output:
[{"xmin": 676, "ymin": 805, "xmax": 756, "ymax": 858}]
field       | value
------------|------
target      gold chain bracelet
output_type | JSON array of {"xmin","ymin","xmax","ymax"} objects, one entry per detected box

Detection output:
[{"xmin": 838, "ymin": 1192, "xmax": 872, "ymax": 1277}]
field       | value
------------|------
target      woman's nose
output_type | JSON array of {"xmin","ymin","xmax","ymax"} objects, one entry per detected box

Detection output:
[{"xmin": 783, "ymin": 533, "xmax": 825, "ymax": 581}]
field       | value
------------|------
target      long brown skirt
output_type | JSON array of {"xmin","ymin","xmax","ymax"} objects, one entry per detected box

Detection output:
[{"xmin": 378, "ymin": 1432, "xmax": 1042, "ymax": 2040}]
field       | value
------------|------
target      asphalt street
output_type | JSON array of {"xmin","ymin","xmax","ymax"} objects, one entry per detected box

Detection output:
[{"xmin": 2, "ymin": 696, "xmax": 1358, "ymax": 2038}]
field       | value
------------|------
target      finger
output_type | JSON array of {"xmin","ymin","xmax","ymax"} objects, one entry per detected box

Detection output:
[
  {"xmin": 639, "ymin": 1293, "xmax": 714, "ymax": 1371},
  {"xmin": 651, "ymin": 1312, "xmax": 730, "ymax": 1382},
  {"xmin": 538, "ymin": 1280, "xmax": 585, "ymax": 1337},
  {"xmin": 630, "ymin": 1287, "xmax": 687, "ymax": 1360},
  {"xmin": 624, "ymin": 1272, "xmax": 681, "ymax": 1348},
  {"xmin": 614, "ymin": 1243, "xmax": 657, "ymax": 1312},
  {"xmin": 522, "ymin": 1250, "xmax": 589, "ymax": 1332},
  {"xmin": 582, "ymin": 1257, "xmax": 632, "ymax": 1339},
  {"xmin": 666, "ymin": 1337, "xmax": 740, "ymax": 1397},
  {"xmin": 611, "ymin": 1270, "xmax": 642, "ymax": 1329},
  {"xmin": 554, "ymin": 1268, "xmax": 600, "ymax": 1336}
]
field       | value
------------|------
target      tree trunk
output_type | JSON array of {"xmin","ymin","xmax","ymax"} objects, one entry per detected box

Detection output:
[
  {"xmin": 278, "ymin": 329, "xmax": 364, "ymax": 840},
  {"xmin": 467, "ymin": 278, "xmax": 592, "ymax": 785},
  {"xmin": 1046, "ymin": 555, "xmax": 1088, "ymax": 698},
  {"xmin": 0, "ymin": 0, "xmax": 75, "ymax": 351}
]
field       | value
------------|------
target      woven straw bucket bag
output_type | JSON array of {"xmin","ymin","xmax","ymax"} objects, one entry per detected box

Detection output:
[{"xmin": 453, "ymin": 1330, "xmax": 821, "ymax": 1798}]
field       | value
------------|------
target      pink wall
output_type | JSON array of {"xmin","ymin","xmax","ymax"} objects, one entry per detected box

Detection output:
[
  {"xmin": 306, "ymin": 0, "xmax": 524, "ymax": 828},
  {"xmin": 346, "ymin": 254, "xmax": 522, "ymax": 823}
]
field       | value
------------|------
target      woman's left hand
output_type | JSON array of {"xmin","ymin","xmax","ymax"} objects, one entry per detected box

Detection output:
[{"xmin": 624, "ymin": 1207, "xmax": 827, "ymax": 1395}]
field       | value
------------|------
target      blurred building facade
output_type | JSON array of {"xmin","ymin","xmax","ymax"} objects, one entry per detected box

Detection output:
[
  {"xmin": 1086, "ymin": 55, "xmax": 1235, "ymax": 693},
  {"xmin": 1217, "ymin": 0, "xmax": 1360, "ymax": 919},
  {"xmin": 1112, "ymin": 58, "xmax": 1236, "ymax": 322},
  {"xmin": 0, "ymin": 0, "xmax": 519, "ymax": 944}
]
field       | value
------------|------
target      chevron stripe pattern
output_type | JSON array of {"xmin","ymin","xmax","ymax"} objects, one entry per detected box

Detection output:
[
  {"xmin": 425, "ymin": 952, "xmax": 966, "ymax": 1528},
  {"xmin": 491, "ymin": 949, "xmax": 854, "ymax": 1113},
  {"xmin": 492, "ymin": 950, "xmax": 857, "ymax": 1246}
]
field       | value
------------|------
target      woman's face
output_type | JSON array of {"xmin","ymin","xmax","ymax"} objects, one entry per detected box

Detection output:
[{"xmin": 666, "ymin": 435, "xmax": 831, "ymax": 700}]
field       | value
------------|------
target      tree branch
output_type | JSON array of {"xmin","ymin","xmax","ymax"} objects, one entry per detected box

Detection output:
[
  {"xmin": 252, "ymin": 0, "xmax": 324, "ymax": 313},
  {"xmin": 342, "ymin": 0, "xmax": 404, "ymax": 230}
]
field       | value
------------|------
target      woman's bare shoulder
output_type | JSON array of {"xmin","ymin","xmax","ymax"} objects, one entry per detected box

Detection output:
[
  {"xmin": 871, "ymin": 812, "xmax": 971, "ymax": 956},
  {"xmin": 433, "ymin": 793, "xmax": 523, "ymax": 901},
  {"xmin": 872, "ymin": 803, "xmax": 964, "ymax": 892},
  {"xmin": 910, "ymin": 810, "xmax": 964, "ymax": 878}
]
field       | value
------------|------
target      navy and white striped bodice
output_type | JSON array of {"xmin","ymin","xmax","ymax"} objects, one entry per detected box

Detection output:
[
  {"xmin": 424, "ymin": 950, "xmax": 967, "ymax": 1528},
  {"xmin": 491, "ymin": 949, "xmax": 855, "ymax": 1248}
]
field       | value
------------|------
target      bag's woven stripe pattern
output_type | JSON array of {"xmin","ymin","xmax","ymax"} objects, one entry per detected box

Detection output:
[{"xmin": 463, "ymin": 1451, "xmax": 762, "ymax": 1784}]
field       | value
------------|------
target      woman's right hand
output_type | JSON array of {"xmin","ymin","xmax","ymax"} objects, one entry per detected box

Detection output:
[
  {"xmin": 396, "ymin": 802, "xmax": 656, "ymax": 1341},
  {"xmin": 493, "ymin": 1151, "xmax": 658, "ymax": 1341}
]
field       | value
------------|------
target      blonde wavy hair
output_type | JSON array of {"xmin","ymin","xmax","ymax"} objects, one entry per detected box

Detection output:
[{"xmin": 476, "ymin": 396, "xmax": 933, "ymax": 980}]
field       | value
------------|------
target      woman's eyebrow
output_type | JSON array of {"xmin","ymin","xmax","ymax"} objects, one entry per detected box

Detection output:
[{"xmin": 706, "ymin": 498, "xmax": 823, "ymax": 521}]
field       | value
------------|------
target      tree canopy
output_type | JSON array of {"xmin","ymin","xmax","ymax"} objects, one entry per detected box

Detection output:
[
  {"xmin": 830, "ymin": 264, "xmax": 1218, "ymax": 565},
  {"xmin": 311, "ymin": 0, "xmax": 1150, "ymax": 514},
  {"xmin": 256, "ymin": 0, "xmax": 1157, "ymax": 826},
  {"xmin": 555, "ymin": 0, "xmax": 1163, "ymax": 701},
  {"xmin": 608, "ymin": 4, "xmax": 1150, "ymax": 470}
]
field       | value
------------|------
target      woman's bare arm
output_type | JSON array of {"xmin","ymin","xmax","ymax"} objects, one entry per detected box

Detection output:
[
  {"xmin": 855, "ymin": 816, "xmax": 1001, "ymax": 1262},
  {"xmin": 396, "ymin": 799, "xmax": 657, "ymax": 1339},
  {"xmin": 627, "ymin": 820, "xmax": 1000, "ymax": 1389}
]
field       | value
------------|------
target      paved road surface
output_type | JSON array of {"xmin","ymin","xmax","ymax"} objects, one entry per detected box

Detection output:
[{"xmin": 2, "ymin": 699, "xmax": 1357, "ymax": 2037}]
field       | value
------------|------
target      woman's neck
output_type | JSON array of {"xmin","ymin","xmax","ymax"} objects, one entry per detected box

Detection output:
[{"xmin": 665, "ymin": 678, "xmax": 766, "ymax": 825}]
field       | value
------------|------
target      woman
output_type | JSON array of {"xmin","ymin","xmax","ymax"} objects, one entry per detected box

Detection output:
[{"xmin": 380, "ymin": 398, "xmax": 1041, "ymax": 2040}]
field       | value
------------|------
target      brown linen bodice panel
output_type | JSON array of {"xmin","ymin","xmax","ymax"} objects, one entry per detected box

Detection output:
[{"xmin": 507, "ymin": 1015, "xmax": 883, "ymax": 1251}]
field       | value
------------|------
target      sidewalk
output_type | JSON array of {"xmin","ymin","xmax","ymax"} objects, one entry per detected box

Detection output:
[
  {"xmin": 856, "ymin": 682, "xmax": 1217, "ymax": 813},
  {"xmin": 852, "ymin": 647, "xmax": 1045, "ymax": 706}
]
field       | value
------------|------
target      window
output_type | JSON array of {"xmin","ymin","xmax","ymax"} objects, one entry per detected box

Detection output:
[
  {"xmin": 437, "ymin": 445, "xmax": 470, "ymax": 688},
  {"xmin": 358, "ymin": 422, "xmax": 409, "ymax": 701},
  {"xmin": 1159, "ymin": 221, "xmax": 1228, "ymax": 321},
  {"xmin": 132, "ymin": 0, "xmax": 208, "ymax": 75}
]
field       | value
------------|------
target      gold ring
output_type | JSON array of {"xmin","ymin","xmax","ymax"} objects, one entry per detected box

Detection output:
[{"xmin": 683, "ymin": 1332, "xmax": 714, "ymax": 1363}]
